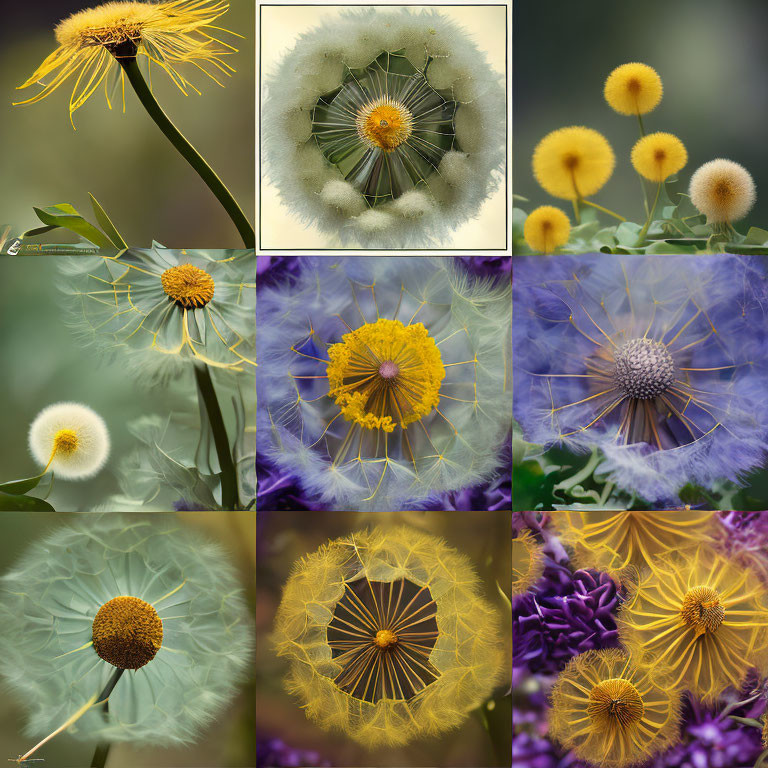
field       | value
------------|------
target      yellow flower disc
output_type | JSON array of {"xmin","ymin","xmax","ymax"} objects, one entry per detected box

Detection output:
[
  {"xmin": 161, "ymin": 263, "xmax": 215, "ymax": 308},
  {"xmin": 617, "ymin": 545, "xmax": 768, "ymax": 703},
  {"xmin": 604, "ymin": 62, "xmax": 663, "ymax": 116},
  {"xmin": 631, "ymin": 132, "xmax": 688, "ymax": 182},
  {"xmin": 550, "ymin": 649, "xmax": 681, "ymax": 768},
  {"xmin": 533, "ymin": 127, "xmax": 615, "ymax": 200},
  {"xmin": 326, "ymin": 318, "xmax": 445, "ymax": 432},
  {"xmin": 523, "ymin": 206, "xmax": 571, "ymax": 253},
  {"xmin": 92, "ymin": 595, "xmax": 163, "ymax": 670},
  {"xmin": 355, "ymin": 97, "xmax": 414, "ymax": 152},
  {"xmin": 512, "ymin": 528, "xmax": 545, "ymax": 596}
]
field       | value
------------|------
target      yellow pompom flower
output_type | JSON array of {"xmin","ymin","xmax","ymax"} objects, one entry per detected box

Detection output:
[
  {"xmin": 618, "ymin": 545, "xmax": 768, "ymax": 703},
  {"xmin": 273, "ymin": 526, "xmax": 503, "ymax": 748},
  {"xmin": 604, "ymin": 62, "xmax": 663, "ymax": 116},
  {"xmin": 551, "ymin": 511, "xmax": 717, "ymax": 574},
  {"xmin": 523, "ymin": 206, "xmax": 571, "ymax": 254},
  {"xmin": 689, "ymin": 158, "xmax": 756, "ymax": 224},
  {"xmin": 533, "ymin": 127, "xmax": 615, "ymax": 200},
  {"xmin": 549, "ymin": 649, "xmax": 682, "ymax": 768},
  {"xmin": 512, "ymin": 528, "xmax": 545, "ymax": 596},
  {"xmin": 631, "ymin": 133, "xmax": 688, "ymax": 183}
]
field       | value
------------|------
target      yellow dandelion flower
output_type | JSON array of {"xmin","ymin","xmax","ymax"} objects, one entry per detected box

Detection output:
[
  {"xmin": 618, "ymin": 545, "xmax": 768, "ymax": 703},
  {"xmin": 273, "ymin": 526, "xmax": 503, "ymax": 748},
  {"xmin": 523, "ymin": 206, "xmax": 571, "ymax": 254},
  {"xmin": 549, "ymin": 648, "xmax": 681, "ymax": 768},
  {"xmin": 14, "ymin": 0, "xmax": 237, "ymax": 121},
  {"xmin": 689, "ymin": 158, "xmax": 756, "ymax": 224},
  {"xmin": 533, "ymin": 127, "xmax": 615, "ymax": 200},
  {"xmin": 512, "ymin": 528, "xmax": 545, "ymax": 596},
  {"xmin": 604, "ymin": 62, "xmax": 663, "ymax": 116},
  {"xmin": 552, "ymin": 511, "xmax": 717, "ymax": 574},
  {"xmin": 631, "ymin": 133, "xmax": 688, "ymax": 183}
]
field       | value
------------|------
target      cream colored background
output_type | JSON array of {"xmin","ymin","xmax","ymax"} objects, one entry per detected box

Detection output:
[{"xmin": 259, "ymin": 4, "xmax": 508, "ymax": 251}]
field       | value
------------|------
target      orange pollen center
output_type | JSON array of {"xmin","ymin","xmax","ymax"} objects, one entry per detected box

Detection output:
[
  {"xmin": 627, "ymin": 77, "xmax": 641, "ymax": 94},
  {"xmin": 92, "ymin": 596, "xmax": 163, "ymax": 670},
  {"xmin": 161, "ymin": 264, "xmax": 215, "ymax": 308},
  {"xmin": 374, "ymin": 629, "xmax": 398, "ymax": 648},
  {"xmin": 654, "ymin": 149, "xmax": 667, "ymax": 162},
  {"xmin": 356, "ymin": 100, "xmax": 413, "ymax": 151}
]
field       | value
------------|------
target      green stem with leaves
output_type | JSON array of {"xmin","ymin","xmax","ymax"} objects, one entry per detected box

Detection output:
[
  {"xmin": 120, "ymin": 57, "xmax": 254, "ymax": 248},
  {"xmin": 636, "ymin": 181, "xmax": 662, "ymax": 244}
]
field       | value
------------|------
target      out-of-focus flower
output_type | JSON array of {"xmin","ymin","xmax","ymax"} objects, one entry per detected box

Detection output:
[
  {"xmin": 513, "ymin": 254, "xmax": 768, "ymax": 503},
  {"xmin": 262, "ymin": 8, "xmax": 505, "ymax": 248},
  {"xmin": 524, "ymin": 206, "xmax": 571, "ymax": 253},
  {"xmin": 60, "ymin": 249, "xmax": 255, "ymax": 379},
  {"xmin": 532, "ymin": 127, "xmax": 615, "ymax": 200},
  {"xmin": 257, "ymin": 736, "xmax": 332, "ymax": 768},
  {"xmin": 14, "ymin": 1, "xmax": 237, "ymax": 123},
  {"xmin": 631, "ymin": 132, "xmax": 687, "ymax": 182},
  {"xmin": 273, "ymin": 526, "xmax": 503, "ymax": 747},
  {"xmin": 618, "ymin": 545, "xmax": 768, "ymax": 702},
  {"xmin": 28, "ymin": 402, "xmax": 110, "ymax": 480},
  {"xmin": 0, "ymin": 516, "xmax": 252, "ymax": 745},
  {"xmin": 257, "ymin": 257, "xmax": 511, "ymax": 511},
  {"xmin": 689, "ymin": 159, "xmax": 756, "ymax": 224},
  {"xmin": 716, "ymin": 512, "xmax": 768, "ymax": 585},
  {"xmin": 513, "ymin": 528, "xmax": 545, "ymax": 596},
  {"xmin": 603, "ymin": 62, "xmax": 663, "ymax": 116},
  {"xmin": 513, "ymin": 563, "xmax": 620, "ymax": 675},
  {"xmin": 551, "ymin": 511, "xmax": 717, "ymax": 573}
]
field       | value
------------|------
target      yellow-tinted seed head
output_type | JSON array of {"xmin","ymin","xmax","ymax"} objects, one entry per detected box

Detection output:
[
  {"xmin": 512, "ymin": 528, "xmax": 545, "ymax": 596},
  {"xmin": 92, "ymin": 595, "xmax": 163, "ymax": 670},
  {"xmin": 604, "ymin": 62, "xmax": 663, "ymax": 116},
  {"xmin": 523, "ymin": 205, "xmax": 570, "ymax": 253},
  {"xmin": 689, "ymin": 158, "xmax": 756, "ymax": 223},
  {"xmin": 161, "ymin": 264, "xmax": 215, "ymax": 308},
  {"xmin": 631, "ymin": 132, "xmax": 688, "ymax": 182},
  {"xmin": 680, "ymin": 586, "xmax": 725, "ymax": 638},
  {"xmin": 587, "ymin": 678, "xmax": 644, "ymax": 730},
  {"xmin": 53, "ymin": 428, "xmax": 79, "ymax": 456}
]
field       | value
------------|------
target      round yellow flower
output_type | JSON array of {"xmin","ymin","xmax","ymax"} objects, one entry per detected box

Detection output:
[
  {"xmin": 689, "ymin": 158, "xmax": 756, "ymax": 223},
  {"xmin": 549, "ymin": 648, "xmax": 681, "ymax": 768},
  {"xmin": 523, "ymin": 206, "xmax": 570, "ymax": 254},
  {"xmin": 618, "ymin": 545, "xmax": 768, "ymax": 703},
  {"xmin": 604, "ymin": 62, "xmax": 663, "ymax": 116},
  {"xmin": 533, "ymin": 127, "xmax": 615, "ymax": 200},
  {"xmin": 631, "ymin": 132, "xmax": 688, "ymax": 182},
  {"xmin": 512, "ymin": 528, "xmax": 545, "ymax": 596}
]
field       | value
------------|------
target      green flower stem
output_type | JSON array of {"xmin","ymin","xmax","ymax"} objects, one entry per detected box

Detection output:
[
  {"xmin": 120, "ymin": 58, "xmax": 254, "ymax": 248},
  {"xmin": 636, "ymin": 181, "xmax": 662, "ymax": 244},
  {"xmin": 90, "ymin": 669, "xmax": 125, "ymax": 768},
  {"xmin": 635, "ymin": 113, "xmax": 650, "ymax": 215},
  {"xmin": 571, "ymin": 197, "xmax": 581, "ymax": 225},
  {"xmin": 579, "ymin": 198, "xmax": 627, "ymax": 222},
  {"xmin": 636, "ymin": 112, "xmax": 647, "ymax": 137},
  {"xmin": 194, "ymin": 364, "xmax": 239, "ymax": 510}
]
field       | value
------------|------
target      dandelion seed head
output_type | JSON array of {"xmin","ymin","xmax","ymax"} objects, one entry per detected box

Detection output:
[
  {"xmin": 631, "ymin": 132, "xmax": 687, "ymax": 182},
  {"xmin": 533, "ymin": 127, "xmax": 615, "ymax": 200},
  {"xmin": 28, "ymin": 402, "xmax": 110, "ymax": 480},
  {"xmin": 523, "ymin": 205, "xmax": 570, "ymax": 254},
  {"xmin": 689, "ymin": 158, "xmax": 756, "ymax": 223},
  {"xmin": 613, "ymin": 338, "xmax": 675, "ymax": 399},
  {"xmin": 604, "ymin": 62, "xmax": 663, "ymax": 116},
  {"xmin": 161, "ymin": 263, "xmax": 215, "ymax": 308},
  {"xmin": 92, "ymin": 596, "xmax": 163, "ymax": 670},
  {"xmin": 587, "ymin": 678, "xmax": 644, "ymax": 729}
]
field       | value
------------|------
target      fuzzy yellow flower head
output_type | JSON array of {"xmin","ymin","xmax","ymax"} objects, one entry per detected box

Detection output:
[
  {"xmin": 604, "ymin": 62, "xmax": 663, "ymax": 116},
  {"xmin": 273, "ymin": 526, "xmax": 503, "ymax": 748},
  {"xmin": 533, "ymin": 127, "xmax": 615, "ymax": 200},
  {"xmin": 552, "ymin": 511, "xmax": 717, "ymax": 574},
  {"xmin": 15, "ymin": 0, "xmax": 237, "ymax": 121},
  {"xmin": 631, "ymin": 133, "xmax": 688, "ymax": 183},
  {"xmin": 689, "ymin": 158, "xmax": 756, "ymax": 223},
  {"xmin": 512, "ymin": 528, "xmax": 545, "ymax": 596},
  {"xmin": 549, "ymin": 648, "xmax": 681, "ymax": 768},
  {"xmin": 523, "ymin": 206, "xmax": 571, "ymax": 254},
  {"xmin": 618, "ymin": 545, "xmax": 768, "ymax": 703}
]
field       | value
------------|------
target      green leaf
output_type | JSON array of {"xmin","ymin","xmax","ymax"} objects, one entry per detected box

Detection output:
[
  {"xmin": 0, "ymin": 492, "xmax": 55, "ymax": 511},
  {"xmin": 22, "ymin": 224, "xmax": 58, "ymax": 238},
  {"xmin": 33, "ymin": 204, "xmax": 114, "ymax": 249},
  {"xmin": 728, "ymin": 715, "xmax": 764, "ymax": 729},
  {"xmin": 89, "ymin": 194, "xmax": 127, "ymax": 249},
  {"xmin": 0, "ymin": 473, "xmax": 44, "ymax": 495},
  {"xmin": 743, "ymin": 227, "xmax": 768, "ymax": 246}
]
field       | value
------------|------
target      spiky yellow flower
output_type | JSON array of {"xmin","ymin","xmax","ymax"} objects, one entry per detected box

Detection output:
[
  {"xmin": 689, "ymin": 158, "xmax": 756, "ymax": 224},
  {"xmin": 533, "ymin": 127, "xmax": 615, "ymax": 200},
  {"xmin": 14, "ymin": 0, "xmax": 237, "ymax": 122},
  {"xmin": 631, "ymin": 133, "xmax": 688, "ymax": 183},
  {"xmin": 512, "ymin": 528, "xmax": 545, "ymax": 596},
  {"xmin": 551, "ymin": 511, "xmax": 717, "ymax": 574},
  {"xmin": 604, "ymin": 63, "xmax": 663, "ymax": 116},
  {"xmin": 523, "ymin": 206, "xmax": 571, "ymax": 254},
  {"xmin": 550, "ymin": 649, "xmax": 681, "ymax": 768},
  {"xmin": 618, "ymin": 545, "xmax": 768, "ymax": 702},
  {"xmin": 273, "ymin": 526, "xmax": 503, "ymax": 747}
]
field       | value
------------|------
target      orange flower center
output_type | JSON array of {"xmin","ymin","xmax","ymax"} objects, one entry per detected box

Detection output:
[{"xmin": 161, "ymin": 264, "xmax": 215, "ymax": 308}]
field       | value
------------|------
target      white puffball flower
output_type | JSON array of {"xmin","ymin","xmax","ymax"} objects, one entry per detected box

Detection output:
[
  {"xmin": 689, "ymin": 158, "xmax": 756, "ymax": 223},
  {"xmin": 28, "ymin": 402, "xmax": 110, "ymax": 479}
]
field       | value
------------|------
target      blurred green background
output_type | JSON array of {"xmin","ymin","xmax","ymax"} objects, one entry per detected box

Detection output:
[
  {"xmin": 0, "ymin": 1, "xmax": 253, "ymax": 248},
  {"xmin": 256, "ymin": 510, "xmax": 512, "ymax": 768},
  {"xmin": 513, "ymin": 0, "xmax": 768, "ymax": 228},
  {"xmin": 0, "ymin": 511, "xmax": 256, "ymax": 767}
]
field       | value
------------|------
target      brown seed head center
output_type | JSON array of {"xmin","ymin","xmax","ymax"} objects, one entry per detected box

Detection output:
[
  {"xmin": 92, "ymin": 595, "xmax": 163, "ymax": 670},
  {"xmin": 161, "ymin": 264, "xmax": 215, "ymax": 308},
  {"xmin": 627, "ymin": 77, "xmax": 641, "ymax": 95},
  {"xmin": 587, "ymin": 678, "xmax": 644, "ymax": 729},
  {"xmin": 714, "ymin": 180, "xmax": 735, "ymax": 202},
  {"xmin": 563, "ymin": 153, "xmax": 580, "ymax": 171},
  {"xmin": 681, "ymin": 586, "xmax": 724, "ymax": 637},
  {"xmin": 53, "ymin": 428, "xmax": 79, "ymax": 456},
  {"xmin": 374, "ymin": 629, "xmax": 398, "ymax": 649}
]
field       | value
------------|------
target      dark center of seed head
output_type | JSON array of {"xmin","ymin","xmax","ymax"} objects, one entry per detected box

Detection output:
[
  {"xmin": 613, "ymin": 338, "xmax": 674, "ymax": 399},
  {"xmin": 378, "ymin": 360, "xmax": 399, "ymax": 379},
  {"xmin": 380, "ymin": 119, "xmax": 389, "ymax": 127}
]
